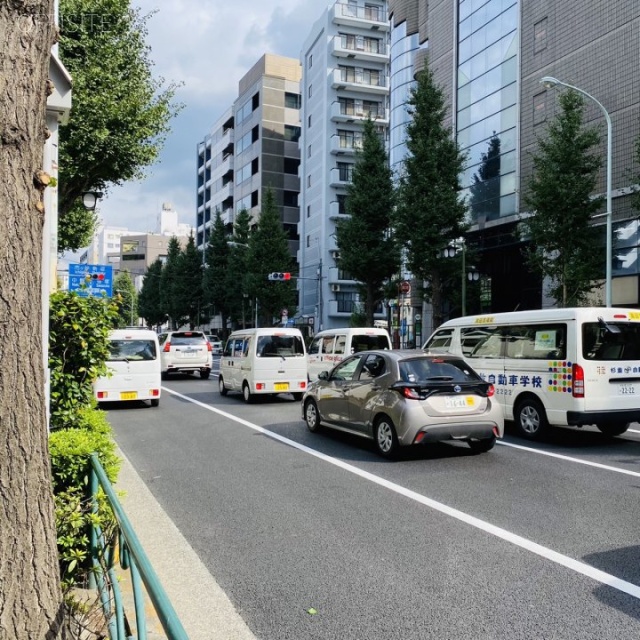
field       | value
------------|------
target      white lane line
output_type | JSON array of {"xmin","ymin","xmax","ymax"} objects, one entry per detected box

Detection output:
[
  {"xmin": 497, "ymin": 441, "xmax": 640, "ymax": 478},
  {"xmin": 164, "ymin": 387, "xmax": 640, "ymax": 601}
]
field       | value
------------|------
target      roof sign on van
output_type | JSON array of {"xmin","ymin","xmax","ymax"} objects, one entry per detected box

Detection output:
[{"xmin": 474, "ymin": 316, "xmax": 495, "ymax": 324}]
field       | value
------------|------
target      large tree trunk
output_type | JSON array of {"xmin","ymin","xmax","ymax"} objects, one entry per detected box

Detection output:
[{"xmin": 0, "ymin": 3, "xmax": 69, "ymax": 638}]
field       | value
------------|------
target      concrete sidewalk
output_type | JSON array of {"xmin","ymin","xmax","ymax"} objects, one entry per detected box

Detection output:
[{"xmin": 114, "ymin": 448, "xmax": 257, "ymax": 640}]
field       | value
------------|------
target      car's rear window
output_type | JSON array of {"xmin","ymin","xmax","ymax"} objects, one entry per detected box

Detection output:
[
  {"xmin": 352, "ymin": 334, "xmax": 390, "ymax": 352},
  {"xmin": 400, "ymin": 357, "xmax": 479, "ymax": 383},
  {"xmin": 170, "ymin": 333, "xmax": 207, "ymax": 346},
  {"xmin": 108, "ymin": 340, "xmax": 157, "ymax": 361},
  {"xmin": 257, "ymin": 334, "xmax": 305, "ymax": 357}
]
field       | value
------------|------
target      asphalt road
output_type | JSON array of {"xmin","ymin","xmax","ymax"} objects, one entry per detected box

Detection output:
[{"xmin": 105, "ymin": 359, "xmax": 640, "ymax": 639}]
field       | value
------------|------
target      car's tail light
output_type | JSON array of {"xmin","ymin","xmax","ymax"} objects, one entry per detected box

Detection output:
[
  {"xmin": 256, "ymin": 383, "xmax": 265, "ymax": 390},
  {"xmin": 96, "ymin": 391, "xmax": 107, "ymax": 399},
  {"xmin": 572, "ymin": 363, "xmax": 584, "ymax": 398},
  {"xmin": 206, "ymin": 341, "xmax": 212, "ymax": 352},
  {"xmin": 162, "ymin": 341, "xmax": 171, "ymax": 353},
  {"xmin": 400, "ymin": 386, "xmax": 421, "ymax": 400},
  {"xmin": 486, "ymin": 384, "xmax": 495, "ymax": 397},
  {"xmin": 150, "ymin": 389, "xmax": 160, "ymax": 397},
  {"xmin": 298, "ymin": 381, "xmax": 307, "ymax": 389}
]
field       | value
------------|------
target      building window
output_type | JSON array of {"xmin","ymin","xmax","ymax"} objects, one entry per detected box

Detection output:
[
  {"xmin": 252, "ymin": 92, "xmax": 259, "ymax": 110},
  {"xmin": 284, "ymin": 125, "xmax": 301, "ymax": 142},
  {"xmin": 308, "ymin": 84, "xmax": 312, "ymax": 98},
  {"xmin": 283, "ymin": 191, "xmax": 298, "ymax": 207},
  {"xmin": 534, "ymin": 18, "xmax": 548, "ymax": 54},
  {"xmin": 308, "ymin": 114, "xmax": 312, "ymax": 127},
  {"xmin": 533, "ymin": 92, "xmax": 547, "ymax": 125},
  {"xmin": 307, "ymin": 174, "xmax": 311, "ymax": 187},
  {"xmin": 336, "ymin": 292, "xmax": 357, "ymax": 313},
  {"xmin": 307, "ymin": 205, "xmax": 311, "ymax": 218},
  {"xmin": 337, "ymin": 194, "xmax": 347, "ymax": 214},
  {"xmin": 284, "ymin": 157, "xmax": 299, "ymax": 174},
  {"xmin": 308, "ymin": 144, "xmax": 312, "ymax": 157},
  {"xmin": 309, "ymin": 54, "xmax": 313, "ymax": 68},
  {"xmin": 306, "ymin": 235, "xmax": 311, "ymax": 248},
  {"xmin": 285, "ymin": 92, "xmax": 301, "ymax": 109}
]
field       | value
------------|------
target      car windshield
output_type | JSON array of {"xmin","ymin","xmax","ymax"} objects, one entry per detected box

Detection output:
[
  {"xmin": 170, "ymin": 333, "xmax": 207, "ymax": 345},
  {"xmin": 399, "ymin": 358, "xmax": 479, "ymax": 383},
  {"xmin": 257, "ymin": 335, "xmax": 305, "ymax": 357},
  {"xmin": 108, "ymin": 339, "xmax": 157, "ymax": 361}
]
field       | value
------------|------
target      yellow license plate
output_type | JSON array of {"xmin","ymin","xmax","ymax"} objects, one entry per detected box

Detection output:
[
  {"xmin": 120, "ymin": 391, "xmax": 138, "ymax": 400},
  {"xmin": 274, "ymin": 382, "xmax": 289, "ymax": 391}
]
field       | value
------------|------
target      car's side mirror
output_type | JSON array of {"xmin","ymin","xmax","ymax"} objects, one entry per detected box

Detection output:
[{"xmin": 318, "ymin": 371, "xmax": 329, "ymax": 381}]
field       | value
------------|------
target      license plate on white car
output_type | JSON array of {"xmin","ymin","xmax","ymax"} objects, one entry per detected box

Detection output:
[
  {"xmin": 444, "ymin": 395, "xmax": 475, "ymax": 409},
  {"xmin": 274, "ymin": 382, "xmax": 289, "ymax": 391},
  {"xmin": 618, "ymin": 383, "xmax": 636, "ymax": 395}
]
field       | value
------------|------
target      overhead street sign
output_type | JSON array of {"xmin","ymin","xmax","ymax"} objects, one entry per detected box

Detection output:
[{"xmin": 68, "ymin": 263, "xmax": 113, "ymax": 298}]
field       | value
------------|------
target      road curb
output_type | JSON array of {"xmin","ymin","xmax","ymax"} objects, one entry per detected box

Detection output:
[{"xmin": 114, "ymin": 447, "xmax": 257, "ymax": 640}]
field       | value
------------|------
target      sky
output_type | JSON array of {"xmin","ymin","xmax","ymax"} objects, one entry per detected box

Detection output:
[{"xmin": 91, "ymin": 0, "xmax": 332, "ymax": 234}]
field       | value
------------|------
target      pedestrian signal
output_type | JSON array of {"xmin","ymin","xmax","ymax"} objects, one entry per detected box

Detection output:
[{"xmin": 268, "ymin": 272, "xmax": 291, "ymax": 281}]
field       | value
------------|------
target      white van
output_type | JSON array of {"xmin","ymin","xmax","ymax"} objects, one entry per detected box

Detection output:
[
  {"xmin": 306, "ymin": 327, "xmax": 392, "ymax": 381},
  {"xmin": 218, "ymin": 328, "xmax": 307, "ymax": 403},
  {"xmin": 423, "ymin": 307, "xmax": 640, "ymax": 439},
  {"xmin": 93, "ymin": 328, "xmax": 162, "ymax": 407}
]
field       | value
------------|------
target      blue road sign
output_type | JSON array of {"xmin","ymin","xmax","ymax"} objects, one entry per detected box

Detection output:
[{"xmin": 68, "ymin": 263, "xmax": 113, "ymax": 298}]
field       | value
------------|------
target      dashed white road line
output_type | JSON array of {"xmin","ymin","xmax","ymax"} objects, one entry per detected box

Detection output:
[{"xmin": 164, "ymin": 387, "xmax": 640, "ymax": 601}]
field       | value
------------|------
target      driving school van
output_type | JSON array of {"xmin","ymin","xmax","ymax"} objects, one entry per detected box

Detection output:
[
  {"xmin": 307, "ymin": 327, "xmax": 392, "ymax": 381},
  {"xmin": 423, "ymin": 307, "xmax": 640, "ymax": 440},
  {"xmin": 93, "ymin": 328, "xmax": 162, "ymax": 407},
  {"xmin": 218, "ymin": 328, "xmax": 307, "ymax": 403}
]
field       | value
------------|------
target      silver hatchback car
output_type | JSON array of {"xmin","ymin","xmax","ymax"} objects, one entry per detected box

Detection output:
[{"xmin": 302, "ymin": 350, "xmax": 504, "ymax": 459}]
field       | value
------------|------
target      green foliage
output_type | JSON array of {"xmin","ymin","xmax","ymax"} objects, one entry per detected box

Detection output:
[
  {"xmin": 225, "ymin": 209, "xmax": 252, "ymax": 328},
  {"xmin": 203, "ymin": 209, "xmax": 232, "ymax": 330},
  {"xmin": 160, "ymin": 236, "xmax": 183, "ymax": 328},
  {"xmin": 113, "ymin": 271, "xmax": 137, "ymax": 327},
  {"xmin": 49, "ymin": 408, "xmax": 120, "ymax": 589},
  {"xmin": 57, "ymin": 202, "xmax": 98, "ymax": 254},
  {"xmin": 138, "ymin": 258, "xmax": 166, "ymax": 327},
  {"xmin": 57, "ymin": 0, "xmax": 183, "ymax": 250},
  {"xmin": 394, "ymin": 67, "xmax": 468, "ymax": 328},
  {"xmin": 336, "ymin": 118, "xmax": 400, "ymax": 325},
  {"xmin": 175, "ymin": 235, "xmax": 204, "ymax": 328},
  {"xmin": 246, "ymin": 189, "xmax": 297, "ymax": 324},
  {"xmin": 523, "ymin": 89, "xmax": 604, "ymax": 306},
  {"xmin": 49, "ymin": 290, "xmax": 119, "ymax": 430}
]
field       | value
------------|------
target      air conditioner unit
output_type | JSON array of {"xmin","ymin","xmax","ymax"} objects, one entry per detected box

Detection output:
[
  {"xmin": 330, "ymin": 284, "xmax": 341, "ymax": 293},
  {"xmin": 330, "ymin": 250, "xmax": 340, "ymax": 260}
]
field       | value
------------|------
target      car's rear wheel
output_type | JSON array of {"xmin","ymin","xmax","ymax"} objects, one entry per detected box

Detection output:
[
  {"xmin": 468, "ymin": 436, "xmax": 496, "ymax": 453},
  {"xmin": 597, "ymin": 422, "xmax": 630, "ymax": 437},
  {"xmin": 374, "ymin": 415, "xmax": 399, "ymax": 459},
  {"xmin": 242, "ymin": 382, "xmax": 254, "ymax": 404},
  {"xmin": 218, "ymin": 376, "xmax": 228, "ymax": 396},
  {"xmin": 514, "ymin": 397, "xmax": 548, "ymax": 440},
  {"xmin": 200, "ymin": 368, "xmax": 211, "ymax": 380},
  {"xmin": 161, "ymin": 371, "xmax": 169, "ymax": 380},
  {"xmin": 150, "ymin": 399, "xmax": 160, "ymax": 408},
  {"xmin": 304, "ymin": 399, "xmax": 322, "ymax": 432}
]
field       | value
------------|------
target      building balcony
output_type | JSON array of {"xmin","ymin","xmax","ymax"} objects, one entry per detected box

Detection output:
[
  {"xmin": 331, "ymin": 68, "xmax": 388, "ymax": 95},
  {"xmin": 329, "ymin": 166, "xmax": 353, "ymax": 187},
  {"xmin": 217, "ymin": 182, "xmax": 232, "ymax": 202},
  {"xmin": 332, "ymin": 2, "xmax": 389, "ymax": 31},
  {"xmin": 331, "ymin": 36, "xmax": 389, "ymax": 64},
  {"xmin": 329, "ymin": 201, "xmax": 350, "ymax": 220},
  {"xmin": 330, "ymin": 134, "xmax": 362, "ymax": 155},
  {"xmin": 330, "ymin": 101, "xmax": 388, "ymax": 124}
]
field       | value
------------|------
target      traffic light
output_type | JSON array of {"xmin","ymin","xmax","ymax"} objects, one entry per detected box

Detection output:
[{"xmin": 268, "ymin": 272, "xmax": 291, "ymax": 281}]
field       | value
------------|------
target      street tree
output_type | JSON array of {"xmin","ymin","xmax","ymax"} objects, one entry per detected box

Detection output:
[
  {"xmin": 226, "ymin": 208, "xmax": 252, "ymax": 328},
  {"xmin": 160, "ymin": 236, "xmax": 183, "ymax": 329},
  {"xmin": 522, "ymin": 89, "xmax": 604, "ymax": 307},
  {"xmin": 203, "ymin": 209, "xmax": 232, "ymax": 333},
  {"xmin": 246, "ymin": 189, "xmax": 296, "ymax": 325},
  {"xmin": 57, "ymin": 0, "xmax": 182, "ymax": 251},
  {"xmin": 0, "ymin": 1, "xmax": 71, "ymax": 637},
  {"xmin": 175, "ymin": 234, "xmax": 204, "ymax": 329},
  {"xmin": 113, "ymin": 270, "xmax": 138, "ymax": 327},
  {"xmin": 336, "ymin": 118, "xmax": 400, "ymax": 325},
  {"xmin": 394, "ymin": 67, "xmax": 468, "ymax": 330},
  {"xmin": 138, "ymin": 258, "xmax": 166, "ymax": 328}
]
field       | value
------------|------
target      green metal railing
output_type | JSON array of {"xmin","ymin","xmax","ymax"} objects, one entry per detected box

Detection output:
[{"xmin": 89, "ymin": 453, "xmax": 189, "ymax": 639}]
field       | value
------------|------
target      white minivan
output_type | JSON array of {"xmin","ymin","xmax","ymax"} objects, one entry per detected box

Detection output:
[
  {"xmin": 93, "ymin": 328, "xmax": 162, "ymax": 407},
  {"xmin": 307, "ymin": 327, "xmax": 392, "ymax": 381},
  {"xmin": 218, "ymin": 328, "xmax": 308, "ymax": 403},
  {"xmin": 423, "ymin": 307, "xmax": 640, "ymax": 439}
]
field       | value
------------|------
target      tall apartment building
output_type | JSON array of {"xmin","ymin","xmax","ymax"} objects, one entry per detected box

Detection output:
[
  {"xmin": 196, "ymin": 54, "xmax": 302, "ymax": 257},
  {"xmin": 388, "ymin": 0, "xmax": 640, "ymax": 331},
  {"xmin": 298, "ymin": 0, "xmax": 390, "ymax": 331}
]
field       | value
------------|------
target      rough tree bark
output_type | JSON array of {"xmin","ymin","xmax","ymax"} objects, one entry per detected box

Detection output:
[{"xmin": 0, "ymin": 2, "xmax": 69, "ymax": 638}]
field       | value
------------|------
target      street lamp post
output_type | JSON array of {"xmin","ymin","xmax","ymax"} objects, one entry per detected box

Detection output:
[
  {"xmin": 443, "ymin": 240, "xmax": 481, "ymax": 316},
  {"xmin": 540, "ymin": 76, "xmax": 612, "ymax": 307}
]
